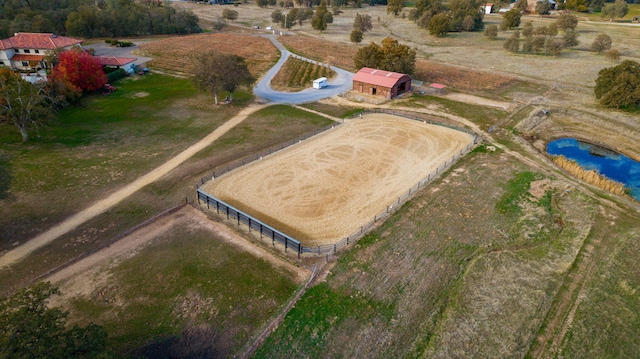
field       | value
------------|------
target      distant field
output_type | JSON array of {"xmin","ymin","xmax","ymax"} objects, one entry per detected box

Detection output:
[{"xmin": 138, "ymin": 33, "xmax": 278, "ymax": 76}]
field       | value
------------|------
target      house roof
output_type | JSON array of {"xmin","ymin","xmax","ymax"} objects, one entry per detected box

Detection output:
[
  {"xmin": 95, "ymin": 56, "xmax": 136, "ymax": 66},
  {"xmin": 0, "ymin": 33, "xmax": 82, "ymax": 51},
  {"xmin": 429, "ymin": 83, "xmax": 446, "ymax": 89},
  {"xmin": 10, "ymin": 54, "xmax": 46, "ymax": 62},
  {"xmin": 353, "ymin": 67, "xmax": 410, "ymax": 88}
]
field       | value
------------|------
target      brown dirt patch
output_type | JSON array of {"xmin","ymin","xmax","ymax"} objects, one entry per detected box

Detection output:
[
  {"xmin": 200, "ymin": 114, "xmax": 475, "ymax": 246},
  {"xmin": 415, "ymin": 61, "xmax": 515, "ymax": 91}
]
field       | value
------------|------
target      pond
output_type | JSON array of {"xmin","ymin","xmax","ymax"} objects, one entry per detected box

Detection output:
[{"xmin": 547, "ymin": 138, "xmax": 640, "ymax": 201}]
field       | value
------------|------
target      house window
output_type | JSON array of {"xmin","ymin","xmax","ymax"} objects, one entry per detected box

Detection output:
[
  {"xmin": 24, "ymin": 49, "xmax": 30, "ymax": 53},
  {"xmin": 22, "ymin": 61, "xmax": 28, "ymax": 67},
  {"xmin": 34, "ymin": 49, "xmax": 40, "ymax": 54}
]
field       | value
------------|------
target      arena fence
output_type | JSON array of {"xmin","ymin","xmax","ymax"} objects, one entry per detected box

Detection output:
[
  {"xmin": 196, "ymin": 122, "xmax": 340, "ymax": 185},
  {"xmin": 196, "ymin": 111, "xmax": 482, "ymax": 257}
]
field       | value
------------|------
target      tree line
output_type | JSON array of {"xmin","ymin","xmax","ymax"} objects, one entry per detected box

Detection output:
[{"xmin": 0, "ymin": 0, "xmax": 201, "ymax": 39}]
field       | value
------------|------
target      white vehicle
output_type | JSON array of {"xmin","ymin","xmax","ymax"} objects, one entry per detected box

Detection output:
[
  {"xmin": 313, "ymin": 77, "xmax": 328, "ymax": 89},
  {"xmin": 266, "ymin": 26, "xmax": 273, "ymax": 30}
]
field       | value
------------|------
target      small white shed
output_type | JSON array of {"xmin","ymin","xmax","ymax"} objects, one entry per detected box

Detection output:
[{"xmin": 313, "ymin": 77, "xmax": 328, "ymax": 89}]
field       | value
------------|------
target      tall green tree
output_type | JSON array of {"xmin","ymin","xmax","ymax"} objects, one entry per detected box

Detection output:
[
  {"xmin": 448, "ymin": 0, "xmax": 484, "ymax": 32},
  {"xmin": 594, "ymin": 60, "xmax": 640, "ymax": 109},
  {"xmin": 500, "ymin": 9, "xmax": 521, "ymax": 30},
  {"xmin": 0, "ymin": 69, "xmax": 54, "ymax": 142},
  {"xmin": 0, "ymin": 282, "xmax": 114, "ymax": 359},
  {"xmin": 350, "ymin": 29, "xmax": 364, "ymax": 43},
  {"xmin": 311, "ymin": 1, "xmax": 333, "ymax": 31},
  {"xmin": 428, "ymin": 12, "xmax": 450, "ymax": 36},
  {"xmin": 353, "ymin": 37, "xmax": 416, "ymax": 74}
]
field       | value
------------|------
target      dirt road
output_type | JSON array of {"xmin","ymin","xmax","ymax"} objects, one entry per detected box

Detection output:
[{"xmin": 0, "ymin": 104, "xmax": 266, "ymax": 269}]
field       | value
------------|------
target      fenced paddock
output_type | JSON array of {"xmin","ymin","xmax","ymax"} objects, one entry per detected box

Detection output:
[{"xmin": 198, "ymin": 112, "xmax": 480, "ymax": 256}]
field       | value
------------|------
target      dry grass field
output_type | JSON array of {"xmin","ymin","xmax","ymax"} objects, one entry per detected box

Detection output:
[
  {"xmin": 201, "ymin": 114, "xmax": 474, "ymax": 245},
  {"xmin": 137, "ymin": 33, "xmax": 278, "ymax": 76}
]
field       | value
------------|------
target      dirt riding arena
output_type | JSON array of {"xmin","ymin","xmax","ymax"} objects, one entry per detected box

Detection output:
[{"xmin": 200, "ymin": 114, "xmax": 475, "ymax": 247}]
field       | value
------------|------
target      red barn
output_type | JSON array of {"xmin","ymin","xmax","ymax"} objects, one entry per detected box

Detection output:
[{"xmin": 352, "ymin": 67, "xmax": 412, "ymax": 99}]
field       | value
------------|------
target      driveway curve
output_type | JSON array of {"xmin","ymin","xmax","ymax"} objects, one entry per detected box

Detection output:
[{"xmin": 253, "ymin": 35, "xmax": 354, "ymax": 104}]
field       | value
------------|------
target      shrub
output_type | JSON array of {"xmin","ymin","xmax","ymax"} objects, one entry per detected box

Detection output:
[
  {"xmin": 107, "ymin": 68, "xmax": 127, "ymax": 82},
  {"xmin": 484, "ymin": 24, "xmax": 498, "ymax": 39},
  {"xmin": 591, "ymin": 33, "xmax": 612, "ymax": 53},
  {"xmin": 606, "ymin": 48, "xmax": 620, "ymax": 61}
]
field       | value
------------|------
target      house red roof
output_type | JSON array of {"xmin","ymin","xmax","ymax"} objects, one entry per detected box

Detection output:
[
  {"xmin": 0, "ymin": 33, "xmax": 82, "ymax": 50},
  {"xmin": 353, "ymin": 67, "xmax": 410, "ymax": 88},
  {"xmin": 10, "ymin": 54, "xmax": 46, "ymax": 62},
  {"xmin": 429, "ymin": 83, "xmax": 446, "ymax": 89},
  {"xmin": 95, "ymin": 56, "xmax": 136, "ymax": 66}
]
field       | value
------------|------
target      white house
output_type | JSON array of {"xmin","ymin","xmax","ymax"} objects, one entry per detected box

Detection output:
[{"xmin": 0, "ymin": 32, "xmax": 83, "ymax": 71}]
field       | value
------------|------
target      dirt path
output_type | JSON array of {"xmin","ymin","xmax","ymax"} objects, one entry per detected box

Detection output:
[
  {"xmin": 0, "ymin": 103, "xmax": 266, "ymax": 269},
  {"xmin": 47, "ymin": 205, "xmax": 309, "ymax": 307}
]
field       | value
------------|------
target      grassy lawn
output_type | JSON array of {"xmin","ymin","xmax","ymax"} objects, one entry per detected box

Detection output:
[
  {"xmin": 66, "ymin": 220, "xmax": 301, "ymax": 358},
  {"xmin": 0, "ymin": 73, "xmax": 241, "ymax": 251}
]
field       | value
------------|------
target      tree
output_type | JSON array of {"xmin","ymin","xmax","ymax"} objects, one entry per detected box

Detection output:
[
  {"xmin": 504, "ymin": 35, "xmax": 520, "ymax": 53},
  {"xmin": 522, "ymin": 21, "xmax": 533, "ymax": 37},
  {"xmin": 500, "ymin": 9, "xmax": 521, "ymax": 31},
  {"xmin": 462, "ymin": 14, "xmax": 475, "ymax": 31},
  {"xmin": 428, "ymin": 12, "xmax": 450, "ymax": 36},
  {"xmin": 379, "ymin": 37, "xmax": 417, "ymax": 74},
  {"xmin": 211, "ymin": 17, "xmax": 227, "ymax": 32},
  {"xmin": 354, "ymin": 41, "xmax": 383, "ymax": 69},
  {"xmin": 606, "ymin": 48, "xmax": 620, "ymax": 61},
  {"xmin": 350, "ymin": 29, "xmax": 364, "ymax": 43},
  {"xmin": 353, "ymin": 13, "xmax": 372, "ymax": 32},
  {"xmin": 556, "ymin": 13, "xmax": 578, "ymax": 31},
  {"xmin": 52, "ymin": 49, "xmax": 107, "ymax": 93},
  {"xmin": 0, "ymin": 69, "xmax": 54, "ymax": 142},
  {"xmin": 387, "ymin": 0, "xmax": 404, "ymax": 15},
  {"xmin": 590, "ymin": 33, "xmax": 611, "ymax": 53},
  {"xmin": 448, "ymin": 0, "xmax": 484, "ymax": 32},
  {"xmin": 219, "ymin": 55, "xmax": 253, "ymax": 102},
  {"xmin": 311, "ymin": 2, "xmax": 333, "ymax": 31},
  {"xmin": 272, "ymin": 9, "xmax": 283, "ymax": 23},
  {"xmin": 0, "ymin": 282, "xmax": 114, "ymax": 359},
  {"xmin": 484, "ymin": 24, "xmax": 498, "ymax": 39},
  {"xmin": 601, "ymin": 0, "xmax": 628, "ymax": 19},
  {"xmin": 594, "ymin": 60, "xmax": 640, "ymax": 108},
  {"xmin": 564, "ymin": 0, "xmax": 587, "ymax": 11},
  {"xmin": 222, "ymin": 8, "xmax": 239, "ymax": 22},
  {"xmin": 563, "ymin": 28, "xmax": 579, "ymax": 47},
  {"xmin": 544, "ymin": 37, "xmax": 564, "ymax": 56},
  {"xmin": 191, "ymin": 51, "xmax": 252, "ymax": 105},
  {"xmin": 515, "ymin": 0, "xmax": 529, "ymax": 12},
  {"xmin": 353, "ymin": 37, "xmax": 416, "ymax": 74},
  {"xmin": 522, "ymin": 36, "xmax": 534, "ymax": 53},
  {"xmin": 533, "ymin": 35, "xmax": 547, "ymax": 52},
  {"xmin": 535, "ymin": 0, "xmax": 552, "ymax": 15}
]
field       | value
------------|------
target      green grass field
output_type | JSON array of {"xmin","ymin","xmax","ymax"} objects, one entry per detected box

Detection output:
[{"xmin": 66, "ymin": 219, "xmax": 301, "ymax": 358}]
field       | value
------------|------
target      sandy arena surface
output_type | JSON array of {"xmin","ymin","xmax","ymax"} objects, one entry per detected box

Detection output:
[{"xmin": 201, "ymin": 114, "xmax": 475, "ymax": 246}]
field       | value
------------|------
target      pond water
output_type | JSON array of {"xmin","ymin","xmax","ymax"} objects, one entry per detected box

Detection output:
[{"xmin": 547, "ymin": 138, "xmax": 640, "ymax": 201}]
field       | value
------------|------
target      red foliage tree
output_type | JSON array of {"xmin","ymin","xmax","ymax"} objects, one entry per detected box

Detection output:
[{"xmin": 52, "ymin": 49, "xmax": 107, "ymax": 92}]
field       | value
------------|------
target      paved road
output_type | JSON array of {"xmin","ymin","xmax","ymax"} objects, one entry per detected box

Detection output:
[{"xmin": 253, "ymin": 35, "xmax": 354, "ymax": 104}]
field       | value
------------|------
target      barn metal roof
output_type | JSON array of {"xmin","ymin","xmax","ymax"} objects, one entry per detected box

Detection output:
[{"xmin": 353, "ymin": 67, "xmax": 410, "ymax": 88}]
